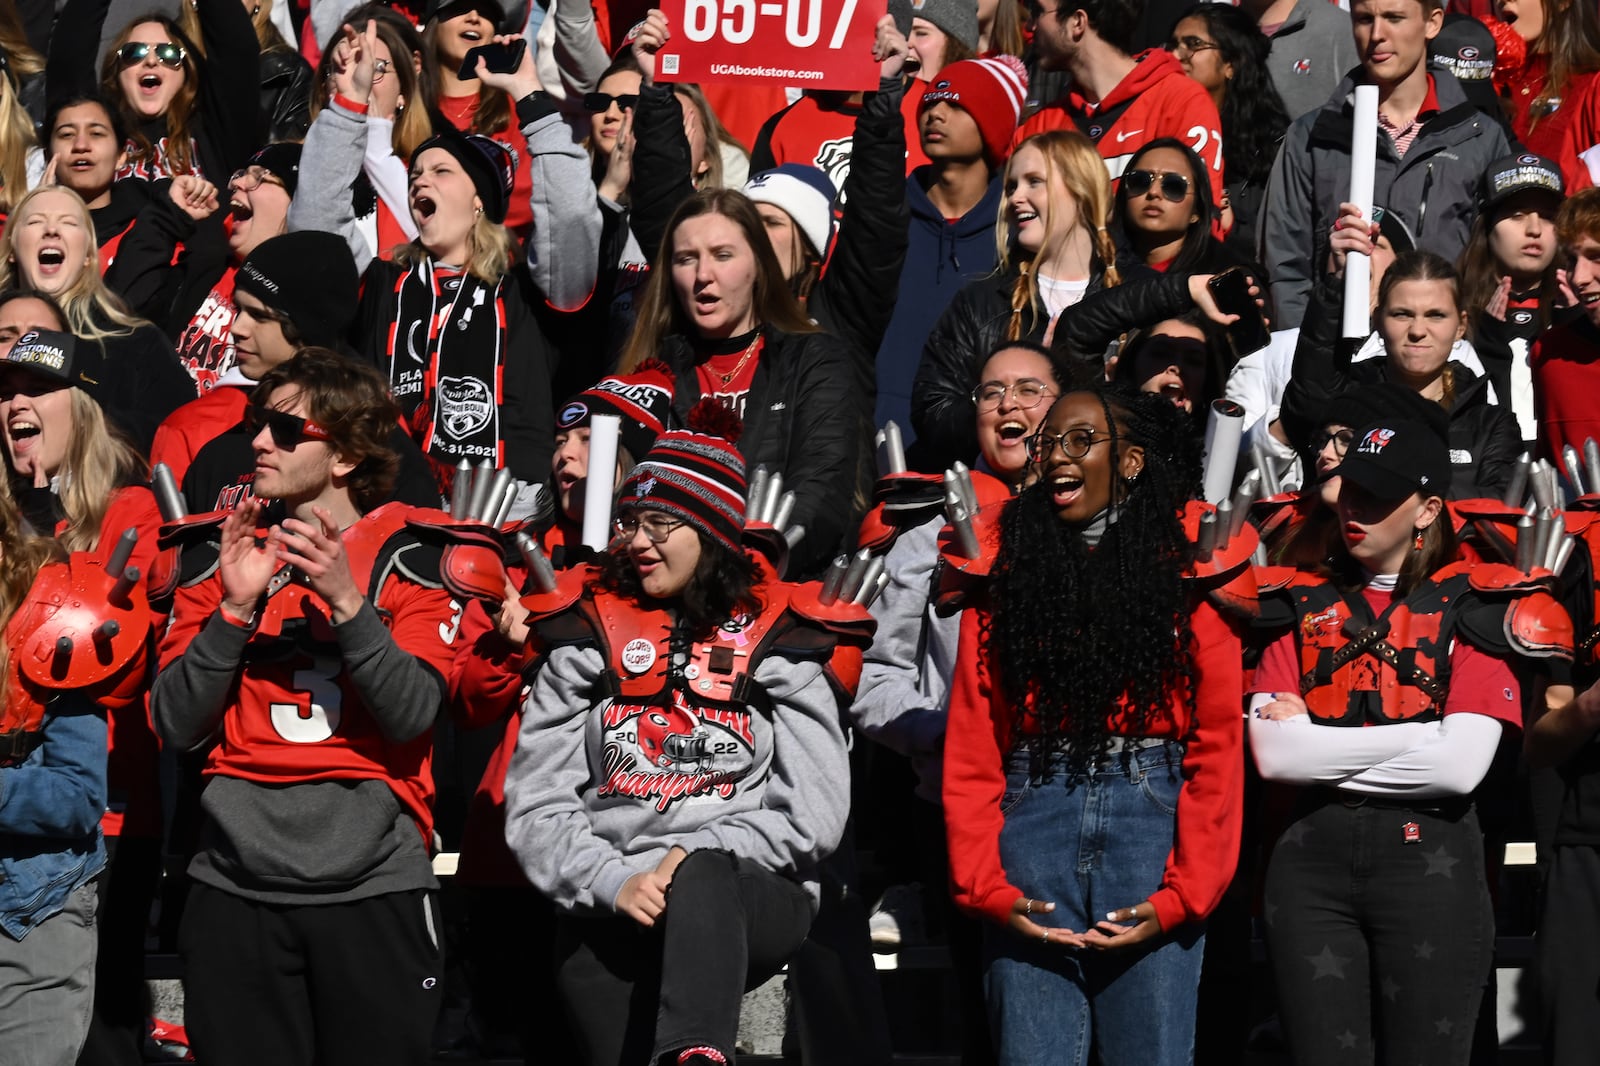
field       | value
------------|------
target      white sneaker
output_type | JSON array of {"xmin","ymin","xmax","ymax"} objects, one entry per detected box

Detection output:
[{"xmin": 868, "ymin": 882, "xmax": 925, "ymax": 949}]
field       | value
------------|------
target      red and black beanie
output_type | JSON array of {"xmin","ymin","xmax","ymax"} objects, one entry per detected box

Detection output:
[
  {"xmin": 617, "ymin": 400, "xmax": 746, "ymax": 553},
  {"xmin": 557, "ymin": 359, "xmax": 676, "ymax": 462}
]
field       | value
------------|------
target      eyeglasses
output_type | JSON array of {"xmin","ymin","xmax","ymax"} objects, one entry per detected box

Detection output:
[
  {"xmin": 1026, "ymin": 428, "xmax": 1111, "ymax": 463},
  {"xmin": 615, "ymin": 512, "xmax": 687, "ymax": 543},
  {"xmin": 1123, "ymin": 169, "xmax": 1191, "ymax": 203},
  {"xmin": 229, "ymin": 166, "xmax": 284, "ymax": 192},
  {"xmin": 116, "ymin": 41, "xmax": 186, "ymax": 69},
  {"xmin": 583, "ymin": 91, "xmax": 639, "ymax": 113},
  {"xmin": 972, "ymin": 378, "xmax": 1053, "ymax": 411},
  {"xmin": 246, "ymin": 404, "xmax": 333, "ymax": 448},
  {"xmin": 1026, "ymin": 0, "xmax": 1063, "ymax": 21},
  {"xmin": 1166, "ymin": 35, "xmax": 1220, "ymax": 59},
  {"xmin": 1312, "ymin": 428, "xmax": 1356, "ymax": 456}
]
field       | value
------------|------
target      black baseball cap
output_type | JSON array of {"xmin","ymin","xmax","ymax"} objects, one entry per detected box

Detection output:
[
  {"xmin": 1429, "ymin": 15, "xmax": 1502, "ymax": 124},
  {"xmin": 0, "ymin": 329, "xmax": 105, "ymax": 398},
  {"xmin": 1334, "ymin": 418, "xmax": 1452, "ymax": 500},
  {"xmin": 1482, "ymin": 153, "xmax": 1565, "ymax": 213}
]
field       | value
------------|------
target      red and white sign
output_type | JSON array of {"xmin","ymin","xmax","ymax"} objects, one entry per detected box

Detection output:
[{"xmin": 656, "ymin": 0, "xmax": 886, "ymax": 90}]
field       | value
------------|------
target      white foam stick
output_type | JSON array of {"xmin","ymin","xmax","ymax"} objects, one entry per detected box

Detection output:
[
  {"xmin": 880, "ymin": 421, "xmax": 907, "ymax": 475},
  {"xmin": 1343, "ymin": 84, "xmax": 1379, "ymax": 340},
  {"xmin": 1202, "ymin": 399, "xmax": 1245, "ymax": 504},
  {"xmin": 581, "ymin": 414, "xmax": 622, "ymax": 551},
  {"xmin": 151, "ymin": 463, "xmax": 185, "ymax": 521},
  {"xmin": 760, "ymin": 471, "xmax": 785, "ymax": 525},
  {"xmin": 745, "ymin": 465, "xmax": 770, "ymax": 521},
  {"xmin": 770, "ymin": 491, "xmax": 795, "ymax": 532}
]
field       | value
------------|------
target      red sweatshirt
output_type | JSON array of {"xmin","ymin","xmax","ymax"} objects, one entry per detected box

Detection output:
[
  {"xmin": 1014, "ymin": 49, "xmax": 1226, "ymax": 215},
  {"xmin": 943, "ymin": 595, "xmax": 1244, "ymax": 933}
]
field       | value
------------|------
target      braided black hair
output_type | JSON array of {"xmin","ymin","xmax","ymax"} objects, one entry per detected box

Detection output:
[{"xmin": 987, "ymin": 383, "xmax": 1203, "ymax": 774}]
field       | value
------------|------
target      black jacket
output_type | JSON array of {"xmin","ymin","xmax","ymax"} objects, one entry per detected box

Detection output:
[
  {"xmin": 910, "ymin": 255, "xmax": 1148, "ymax": 470},
  {"xmin": 1280, "ymin": 279, "xmax": 1520, "ymax": 500},
  {"xmin": 259, "ymin": 48, "xmax": 313, "ymax": 144},
  {"xmin": 95, "ymin": 320, "xmax": 199, "ymax": 454},
  {"xmin": 657, "ymin": 327, "xmax": 871, "ymax": 578},
  {"xmin": 102, "ymin": 178, "xmax": 231, "ymax": 333}
]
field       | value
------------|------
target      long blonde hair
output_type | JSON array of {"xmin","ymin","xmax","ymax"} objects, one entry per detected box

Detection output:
[
  {"xmin": 0, "ymin": 489, "xmax": 63, "ymax": 681},
  {"xmin": 996, "ymin": 131, "xmax": 1120, "ymax": 340},
  {"xmin": 0, "ymin": 186, "xmax": 147, "ymax": 341},
  {"xmin": 0, "ymin": 71, "xmax": 38, "ymax": 215}
]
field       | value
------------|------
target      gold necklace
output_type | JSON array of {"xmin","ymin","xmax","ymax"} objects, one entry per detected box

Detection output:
[{"xmin": 714, "ymin": 331, "xmax": 762, "ymax": 385}]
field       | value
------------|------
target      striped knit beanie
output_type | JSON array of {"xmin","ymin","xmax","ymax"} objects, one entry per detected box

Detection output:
[
  {"xmin": 617, "ymin": 400, "xmax": 746, "ymax": 553},
  {"xmin": 557, "ymin": 359, "xmax": 677, "ymax": 463}
]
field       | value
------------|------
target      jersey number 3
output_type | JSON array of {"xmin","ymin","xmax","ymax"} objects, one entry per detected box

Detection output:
[{"xmin": 269, "ymin": 656, "xmax": 343, "ymax": 742}]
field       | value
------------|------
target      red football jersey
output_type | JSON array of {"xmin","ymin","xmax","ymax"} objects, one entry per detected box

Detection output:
[{"xmin": 158, "ymin": 502, "xmax": 462, "ymax": 839}]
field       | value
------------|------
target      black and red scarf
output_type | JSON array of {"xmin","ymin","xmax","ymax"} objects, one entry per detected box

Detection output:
[{"xmin": 384, "ymin": 257, "xmax": 507, "ymax": 485}]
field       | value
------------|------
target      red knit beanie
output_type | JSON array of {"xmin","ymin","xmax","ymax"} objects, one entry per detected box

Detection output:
[
  {"xmin": 617, "ymin": 400, "xmax": 747, "ymax": 554},
  {"xmin": 919, "ymin": 55, "xmax": 1029, "ymax": 168}
]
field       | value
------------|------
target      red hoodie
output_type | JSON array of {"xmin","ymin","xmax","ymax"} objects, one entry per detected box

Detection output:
[{"xmin": 1015, "ymin": 49, "xmax": 1226, "ymax": 214}]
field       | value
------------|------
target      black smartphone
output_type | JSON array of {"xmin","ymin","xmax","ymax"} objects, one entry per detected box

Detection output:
[
  {"xmin": 1206, "ymin": 268, "xmax": 1271, "ymax": 358},
  {"xmin": 457, "ymin": 39, "xmax": 526, "ymax": 80}
]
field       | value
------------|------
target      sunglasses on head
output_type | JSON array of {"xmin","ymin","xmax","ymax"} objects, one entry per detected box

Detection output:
[
  {"xmin": 246, "ymin": 404, "xmax": 333, "ymax": 448},
  {"xmin": 116, "ymin": 41, "xmax": 186, "ymax": 69},
  {"xmin": 583, "ymin": 91, "xmax": 639, "ymax": 113},
  {"xmin": 1123, "ymin": 169, "xmax": 1191, "ymax": 203}
]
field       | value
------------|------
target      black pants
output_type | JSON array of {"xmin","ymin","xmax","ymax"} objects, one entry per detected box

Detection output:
[
  {"xmin": 179, "ymin": 882, "xmax": 443, "ymax": 1066},
  {"xmin": 1536, "ymin": 843, "xmax": 1600, "ymax": 1066},
  {"xmin": 1264, "ymin": 795, "xmax": 1493, "ymax": 1066},
  {"xmin": 77, "ymin": 835, "xmax": 162, "ymax": 1066},
  {"xmin": 555, "ymin": 851, "xmax": 811, "ymax": 1065}
]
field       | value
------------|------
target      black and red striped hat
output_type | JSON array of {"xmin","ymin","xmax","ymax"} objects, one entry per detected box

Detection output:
[
  {"xmin": 556, "ymin": 359, "xmax": 676, "ymax": 463},
  {"xmin": 617, "ymin": 400, "xmax": 746, "ymax": 553}
]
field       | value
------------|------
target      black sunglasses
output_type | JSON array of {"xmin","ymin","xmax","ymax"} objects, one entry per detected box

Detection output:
[
  {"xmin": 1123, "ymin": 169, "xmax": 1191, "ymax": 203},
  {"xmin": 117, "ymin": 41, "xmax": 186, "ymax": 69},
  {"xmin": 245, "ymin": 404, "xmax": 333, "ymax": 448},
  {"xmin": 583, "ymin": 91, "xmax": 639, "ymax": 113}
]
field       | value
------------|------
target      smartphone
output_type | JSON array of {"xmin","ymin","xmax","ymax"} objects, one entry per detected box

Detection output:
[
  {"xmin": 457, "ymin": 39, "xmax": 526, "ymax": 80},
  {"xmin": 1206, "ymin": 268, "xmax": 1271, "ymax": 358}
]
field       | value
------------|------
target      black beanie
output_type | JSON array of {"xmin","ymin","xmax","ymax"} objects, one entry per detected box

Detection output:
[
  {"xmin": 414, "ymin": 127, "xmax": 515, "ymax": 225},
  {"xmin": 234, "ymin": 232, "xmax": 360, "ymax": 348}
]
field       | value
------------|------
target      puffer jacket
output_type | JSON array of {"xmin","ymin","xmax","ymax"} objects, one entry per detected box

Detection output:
[
  {"xmin": 1260, "ymin": 67, "xmax": 1512, "ymax": 330},
  {"xmin": 1279, "ymin": 278, "xmax": 1520, "ymax": 500},
  {"xmin": 656, "ymin": 327, "xmax": 872, "ymax": 578}
]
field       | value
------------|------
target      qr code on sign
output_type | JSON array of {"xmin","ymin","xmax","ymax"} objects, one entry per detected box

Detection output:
[{"xmin": 661, "ymin": 53, "xmax": 679, "ymax": 74}]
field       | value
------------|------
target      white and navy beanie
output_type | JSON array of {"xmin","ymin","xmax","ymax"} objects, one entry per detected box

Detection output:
[
  {"xmin": 618, "ymin": 400, "xmax": 747, "ymax": 553},
  {"xmin": 744, "ymin": 164, "xmax": 838, "ymax": 260}
]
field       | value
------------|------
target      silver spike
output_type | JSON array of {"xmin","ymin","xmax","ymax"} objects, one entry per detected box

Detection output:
[
  {"xmin": 151, "ymin": 464, "xmax": 186, "ymax": 521},
  {"xmin": 515, "ymin": 533, "xmax": 557, "ymax": 594}
]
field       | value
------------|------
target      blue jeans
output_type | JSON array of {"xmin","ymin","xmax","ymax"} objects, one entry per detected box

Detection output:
[{"xmin": 983, "ymin": 742, "xmax": 1205, "ymax": 1066}]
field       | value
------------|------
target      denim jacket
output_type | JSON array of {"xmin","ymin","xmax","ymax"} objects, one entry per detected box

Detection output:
[{"xmin": 0, "ymin": 694, "xmax": 107, "ymax": 941}]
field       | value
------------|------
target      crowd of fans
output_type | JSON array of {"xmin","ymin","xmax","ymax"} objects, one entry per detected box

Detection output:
[{"xmin": 4, "ymin": 0, "xmax": 1600, "ymax": 1063}]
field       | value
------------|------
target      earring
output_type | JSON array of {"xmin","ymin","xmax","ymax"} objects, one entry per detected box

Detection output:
[{"xmin": 1413, "ymin": 529, "xmax": 1425, "ymax": 551}]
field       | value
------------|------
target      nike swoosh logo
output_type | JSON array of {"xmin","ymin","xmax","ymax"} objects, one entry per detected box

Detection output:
[{"xmin": 1115, "ymin": 128, "xmax": 1145, "ymax": 143}]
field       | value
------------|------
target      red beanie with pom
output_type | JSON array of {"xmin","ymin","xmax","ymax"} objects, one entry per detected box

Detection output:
[
  {"xmin": 920, "ymin": 55, "xmax": 1030, "ymax": 168},
  {"xmin": 617, "ymin": 399, "xmax": 747, "ymax": 553}
]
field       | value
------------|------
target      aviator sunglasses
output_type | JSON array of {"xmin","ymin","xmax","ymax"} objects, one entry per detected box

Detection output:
[{"xmin": 117, "ymin": 41, "xmax": 187, "ymax": 69}]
